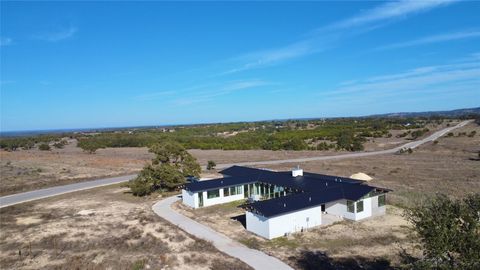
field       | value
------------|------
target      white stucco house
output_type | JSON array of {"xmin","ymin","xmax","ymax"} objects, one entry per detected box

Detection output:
[{"xmin": 182, "ymin": 166, "xmax": 390, "ymax": 239}]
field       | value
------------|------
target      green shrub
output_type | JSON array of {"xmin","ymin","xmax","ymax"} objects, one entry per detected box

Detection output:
[
  {"xmin": 38, "ymin": 143, "xmax": 51, "ymax": 151},
  {"xmin": 207, "ymin": 160, "xmax": 216, "ymax": 170}
]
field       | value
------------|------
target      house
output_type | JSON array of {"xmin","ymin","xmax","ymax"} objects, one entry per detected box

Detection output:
[{"xmin": 182, "ymin": 166, "xmax": 390, "ymax": 239}]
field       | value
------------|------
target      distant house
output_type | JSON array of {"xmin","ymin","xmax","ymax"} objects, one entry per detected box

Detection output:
[{"xmin": 182, "ymin": 166, "xmax": 390, "ymax": 239}]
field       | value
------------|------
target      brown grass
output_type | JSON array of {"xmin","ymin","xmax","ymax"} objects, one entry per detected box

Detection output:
[{"xmin": 0, "ymin": 185, "xmax": 251, "ymax": 270}]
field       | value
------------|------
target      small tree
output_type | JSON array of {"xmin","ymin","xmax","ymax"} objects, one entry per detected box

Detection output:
[
  {"xmin": 129, "ymin": 141, "xmax": 201, "ymax": 196},
  {"xmin": 38, "ymin": 143, "xmax": 50, "ymax": 151},
  {"xmin": 404, "ymin": 194, "xmax": 480, "ymax": 269},
  {"xmin": 207, "ymin": 160, "xmax": 216, "ymax": 170}
]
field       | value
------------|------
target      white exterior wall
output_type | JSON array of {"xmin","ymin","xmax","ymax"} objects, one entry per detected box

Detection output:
[
  {"xmin": 325, "ymin": 198, "xmax": 374, "ymax": 221},
  {"xmin": 203, "ymin": 187, "xmax": 244, "ymax": 207},
  {"xmin": 371, "ymin": 195, "xmax": 386, "ymax": 216},
  {"xmin": 246, "ymin": 206, "xmax": 323, "ymax": 239},
  {"xmin": 181, "ymin": 189, "xmax": 197, "ymax": 208},
  {"xmin": 182, "ymin": 186, "xmax": 245, "ymax": 208},
  {"xmin": 325, "ymin": 199, "xmax": 347, "ymax": 217},
  {"xmin": 246, "ymin": 212, "xmax": 270, "ymax": 239},
  {"xmin": 354, "ymin": 197, "xmax": 372, "ymax": 220}
]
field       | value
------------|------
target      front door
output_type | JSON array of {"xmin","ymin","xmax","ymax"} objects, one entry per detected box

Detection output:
[
  {"xmin": 321, "ymin": 204, "xmax": 325, "ymax": 212},
  {"xmin": 198, "ymin": 192, "xmax": 204, "ymax": 207}
]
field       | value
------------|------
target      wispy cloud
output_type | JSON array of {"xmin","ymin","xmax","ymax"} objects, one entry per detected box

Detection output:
[
  {"xmin": 171, "ymin": 79, "xmax": 273, "ymax": 105},
  {"xmin": 222, "ymin": 0, "xmax": 456, "ymax": 75},
  {"xmin": 321, "ymin": 56, "xmax": 480, "ymax": 99},
  {"xmin": 34, "ymin": 26, "xmax": 78, "ymax": 42},
  {"xmin": 0, "ymin": 37, "xmax": 13, "ymax": 46},
  {"xmin": 323, "ymin": 0, "xmax": 456, "ymax": 31},
  {"xmin": 376, "ymin": 30, "xmax": 480, "ymax": 50},
  {"xmin": 134, "ymin": 91, "xmax": 176, "ymax": 101},
  {"xmin": 222, "ymin": 41, "xmax": 318, "ymax": 75}
]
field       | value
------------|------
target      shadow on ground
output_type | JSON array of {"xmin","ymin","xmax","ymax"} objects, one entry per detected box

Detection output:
[
  {"xmin": 230, "ymin": 214, "xmax": 246, "ymax": 229},
  {"xmin": 291, "ymin": 250, "xmax": 394, "ymax": 270}
]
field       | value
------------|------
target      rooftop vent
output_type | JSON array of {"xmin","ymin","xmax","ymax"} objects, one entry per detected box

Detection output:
[{"xmin": 292, "ymin": 166, "xmax": 303, "ymax": 177}]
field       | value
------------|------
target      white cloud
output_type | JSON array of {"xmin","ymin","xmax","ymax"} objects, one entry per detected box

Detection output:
[
  {"xmin": 0, "ymin": 37, "xmax": 13, "ymax": 46},
  {"xmin": 323, "ymin": 57, "xmax": 480, "ymax": 98},
  {"xmin": 171, "ymin": 79, "xmax": 273, "ymax": 105},
  {"xmin": 324, "ymin": 0, "xmax": 456, "ymax": 31},
  {"xmin": 134, "ymin": 91, "xmax": 176, "ymax": 101},
  {"xmin": 222, "ymin": 0, "xmax": 456, "ymax": 75},
  {"xmin": 34, "ymin": 26, "xmax": 78, "ymax": 42},
  {"xmin": 376, "ymin": 30, "xmax": 480, "ymax": 50}
]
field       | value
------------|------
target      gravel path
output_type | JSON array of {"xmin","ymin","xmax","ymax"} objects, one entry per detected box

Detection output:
[{"xmin": 152, "ymin": 196, "xmax": 293, "ymax": 270}]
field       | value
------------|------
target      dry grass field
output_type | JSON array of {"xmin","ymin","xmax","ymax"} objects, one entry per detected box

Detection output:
[
  {"xmin": 264, "ymin": 122, "xmax": 480, "ymax": 208},
  {"xmin": 0, "ymin": 121, "xmax": 453, "ymax": 196},
  {"xmin": 172, "ymin": 122, "xmax": 479, "ymax": 269},
  {"xmin": 0, "ymin": 185, "xmax": 251, "ymax": 270},
  {"xmin": 0, "ymin": 141, "xmax": 152, "ymax": 195}
]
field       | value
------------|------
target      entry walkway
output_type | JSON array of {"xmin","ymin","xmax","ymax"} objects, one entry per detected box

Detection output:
[{"xmin": 152, "ymin": 196, "xmax": 293, "ymax": 270}]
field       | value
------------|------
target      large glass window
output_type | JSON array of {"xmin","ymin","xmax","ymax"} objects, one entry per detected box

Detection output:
[
  {"xmin": 356, "ymin": 200, "xmax": 364, "ymax": 213},
  {"xmin": 378, "ymin": 194, "xmax": 386, "ymax": 207},
  {"xmin": 207, "ymin": 189, "xmax": 220, "ymax": 199},
  {"xmin": 223, "ymin": 188, "xmax": 230, "ymax": 197},
  {"xmin": 347, "ymin": 200, "xmax": 355, "ymax": 213}
]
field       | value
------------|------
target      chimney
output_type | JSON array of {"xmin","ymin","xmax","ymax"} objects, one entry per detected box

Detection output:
[{"xmin": 292, "ymin": 165, "xmax": 303, "ymax": 177}]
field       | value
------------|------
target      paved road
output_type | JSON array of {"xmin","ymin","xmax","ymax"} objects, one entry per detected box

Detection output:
[
  {"xmin": 0, "ymin": 174, "xmax": 137, "ymax": 208},
  {"xmin": 0, "ymin": 120, "xmax": 471, "ymax": 208},
  {"xmin": 215, "ymin": 120, "xmax": 472, "ymax": 169},
  {"xmin": 152, "ymin": 196, "xmax": 293, "ymax": 270}
]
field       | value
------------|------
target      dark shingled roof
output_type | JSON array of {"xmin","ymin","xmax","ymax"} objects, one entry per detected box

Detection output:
[
  {"xmin": 184, "ymin": 166, "xmax": 391, "ymax": 217},
  {"xmin": 243, "ymin": 185, "xmax": 382, "ymax": 218}
]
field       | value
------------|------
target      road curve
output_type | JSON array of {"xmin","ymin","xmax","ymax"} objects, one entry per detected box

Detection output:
[
  {"xmin": 152, "ymin": 196, "xmax": 293, "ymax": 270},
  {"xmin": 0, "ymin": 120, "xmax": 471, "ymax": 208}
]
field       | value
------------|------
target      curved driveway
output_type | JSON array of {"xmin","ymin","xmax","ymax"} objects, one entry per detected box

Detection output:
[
  {"xmin": 0, "ymin": 120, "xmax": 471, "ymax": 208},
  {"xmin": 152, "ymin": 196, "xmax": 293, "ymax": 270}
]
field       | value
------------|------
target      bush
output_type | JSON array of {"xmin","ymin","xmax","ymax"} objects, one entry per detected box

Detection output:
[
  {"xmin": 129, "ymin": 178, "xmax": 152, "ymax": 196},
  {"xmin": 38, "ymin": 143, "xmax": 51, "ymax": 151},
  {"xmin": 404, "ymin": 193, "xmax": 480, "ymax": 269},
  {"xmin": 207, "ymin": 160, "xmax": 216, "ymax": 170}
]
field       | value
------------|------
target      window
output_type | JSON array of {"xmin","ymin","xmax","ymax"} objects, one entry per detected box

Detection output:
[
  {"xmin": 207, "ymin": 189, "xmax": 220, "ymax": 199},
  {"xmin": 223, "ymin": 188, "xmax": 230, "ymax": 197},
  {"xmin": 356, "ymin": 200, "xmax": 364, "ymax": 213},
  {"xmin": 230, "ymin": 185, "xmax": 242, "ymax": 195},
  {"xmin": 378, "ymin": 194, "xmax": 386, "ymax": 207},
  {"xmin": 347, "ymin": 200, "xmax": 355, "ymax": 213}
]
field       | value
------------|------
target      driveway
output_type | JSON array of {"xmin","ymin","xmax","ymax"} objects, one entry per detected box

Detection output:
[
  {"xmin": 152, "ymin": 196, "xmax": 293, "ymax": 270},
  {"xmin": 0, "ymin": 120, "xmax": 471, "ymax": 208}
]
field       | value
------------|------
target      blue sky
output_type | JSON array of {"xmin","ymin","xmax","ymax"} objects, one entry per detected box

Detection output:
[{"xmin": 1, "ymin": 1, "xmax": 479, "ymax": 131}]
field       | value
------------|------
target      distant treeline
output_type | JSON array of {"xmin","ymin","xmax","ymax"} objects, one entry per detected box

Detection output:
[
  {"xmin": 0, "ymin": 134, "xmax": 70, "ymax": 151},
  {"xmin": 1, "ymin": 116, "xmax": 473, "ymax": 153},
  {"xmin": 74, "ymin": 118, "xmax": 432, "ymax": 153}
]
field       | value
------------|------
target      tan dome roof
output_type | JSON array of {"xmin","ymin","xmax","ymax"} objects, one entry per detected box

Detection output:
[{"xmin": 349, "ymin": 172, "xmax": 373, "ymax": 181}]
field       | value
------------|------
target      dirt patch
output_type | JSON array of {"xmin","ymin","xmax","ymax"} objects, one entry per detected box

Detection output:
[
  {"xmin": 16, "ymin": 216, "xmax": 43, "ymax": 226},
  {"xmin": 0, "ymin": 185, "xmax": 251, "ymax": 270}
]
